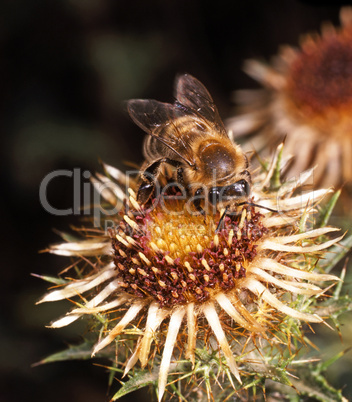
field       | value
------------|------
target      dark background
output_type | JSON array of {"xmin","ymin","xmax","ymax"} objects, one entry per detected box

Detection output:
[{"xmin": 1, "ymin": 1, "xmax": 352, "ymax": 401}]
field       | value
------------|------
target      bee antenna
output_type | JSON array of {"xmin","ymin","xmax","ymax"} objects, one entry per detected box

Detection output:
[
  {"xmin": 238, "ymin": 202, "xmax": 279, "ymax": 213},
  {"xmin": 215, "ymin": 206, "xmax": 229, "ymax": 232}
]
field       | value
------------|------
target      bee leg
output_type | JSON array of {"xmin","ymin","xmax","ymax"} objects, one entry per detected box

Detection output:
[
  {"xmin": 137, "ymin": 160, "xmax": 162, "ymax": 204},
  {"xmin": 137, "ymin": 181, "xmax": 155, "ymax": 205},
  {"xmin": 177, "ymin": 167, "xmax": 184, "ymax": 185},
  {"xmin": 137, "ymin": 158, "xmax": 182, "ymax": 204},
  {"xmin": 193, "ymin": 188, "xmax": 206, "ymax": 221}
]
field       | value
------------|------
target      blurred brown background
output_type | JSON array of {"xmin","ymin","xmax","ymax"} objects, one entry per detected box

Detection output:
[{"xmin": 1, "ymin": 1, "xmax": 351, "ymax": 401}]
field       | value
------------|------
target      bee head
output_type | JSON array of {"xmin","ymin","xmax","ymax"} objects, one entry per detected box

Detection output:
[{"xmin": 208, "ymin": 179, "xmax": 251, "ymax": 210}]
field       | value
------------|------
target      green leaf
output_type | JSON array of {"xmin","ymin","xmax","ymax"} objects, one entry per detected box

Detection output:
[
  {"xmin": 290, "ymin": 363, "xmax": 346, "ymax": 402},
  {"xmin": 320, "ymin": 234, "xmax": 352, "ymax": 273},
  {"xmin": 322, "ymin": 295, "xmax": 352, "ymax": 318},
  {"xmin": 256, "ymin": 154, "xmax": 269, "ymax": 173},
  {"xmin": 270, "ymin": 143, "xmax": 283, "ymax": 191},
  {"xmin": 332, "ymin": 265, "xmax": 346, "ymax": 299},
  {"xmin": 35, "ymin": 341, "xmax": 95, "ymax": 365},
  {"xmin": 111, "ymin": 369, "xmax": 158, "ymax": 400},
  {"xmin": 317, "ymin": 189, "xmax": 341, "ymax": 228},
  {"xmin": 31, "ymin": 273, "xmax": 68, "ymax": 285},
  {"xmin": 53, "ymin": 229, "xmax": 81, "ymax": 242},
  {"xmin": 318, "ymin": 348, "xmax": 352, "ymax": 372},
  {"xmin": 299, "ymin": 207, "xmax": 309, "ymax": 233}
]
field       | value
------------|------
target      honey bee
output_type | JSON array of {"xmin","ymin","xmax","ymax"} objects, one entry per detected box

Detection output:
[{"xmin": 127, "ymin": 74, "xmax": 251, "ymax": 219}]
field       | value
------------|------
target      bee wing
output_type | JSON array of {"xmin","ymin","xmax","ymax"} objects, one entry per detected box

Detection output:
[
  {"xmin": 127, "ymin": 99, "xmax": 196, "ymax": 167},
  {"xmin": 175, "ymin": 74, "xmax": 228, "ymax": 137}
]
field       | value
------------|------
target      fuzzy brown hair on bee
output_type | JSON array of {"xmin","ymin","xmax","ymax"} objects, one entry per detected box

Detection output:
[{"xmin": 127, "ymin": 74, "xmax": 251, "ymax": 219}]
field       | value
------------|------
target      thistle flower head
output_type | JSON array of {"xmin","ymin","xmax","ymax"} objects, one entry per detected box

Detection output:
[
  {"xmin": 37, "ymin": 145, "xmax": 343, "ymax": 401},
  {"xmin": 228, "ymin": 7, "xmax": 352, "ymax": 188}
]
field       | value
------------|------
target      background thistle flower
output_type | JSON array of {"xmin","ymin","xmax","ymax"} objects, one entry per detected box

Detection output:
[
  {"xmin": 37, "ymin": 145, "xmax": 348, "ymax": 401},
  {"xmin": 227, "ymin": 7, "xmax": 352, "ymax": 189}
]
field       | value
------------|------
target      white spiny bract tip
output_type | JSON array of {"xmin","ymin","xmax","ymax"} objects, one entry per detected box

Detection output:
[
  {"xmin": 48, "ymin": 315, "xmax": 80, "ymax": 328},
  {"xmin": 37, "ymin": 290, "xmax": 70, "ymax": 304},
  {"xmin": 49, "ymin": 240, "xmax": 111, "ymax": 256},
  {"xmin": 91, "ymin": 175, "xmax": 126, "ymax": 205},
  {"xmin": 101, "ymin": 162, "xmax": 132, "ymax": 187}
]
